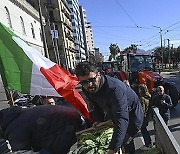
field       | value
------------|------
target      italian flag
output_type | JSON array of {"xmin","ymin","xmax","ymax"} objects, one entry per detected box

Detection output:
[{"xmin": 0, "ymin": 22, "xmax": 91, "ymax": 120}]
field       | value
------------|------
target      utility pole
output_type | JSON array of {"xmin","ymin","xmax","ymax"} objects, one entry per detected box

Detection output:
[
  {"xmin": 38, "ymin": 0, "xmax": 49, "ymax": 58},
  {"xmin": 153, "ymin": 26, "xmax": 163, "ymax": 70},
  {"xmin": 167, "ymin": 39, "xmax": 170, "ymax": 64}
]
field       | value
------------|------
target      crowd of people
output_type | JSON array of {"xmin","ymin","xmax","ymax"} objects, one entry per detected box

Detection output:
[{"xmin": 0, "ymin": 61, "xmax": 174, "ymax": 154}]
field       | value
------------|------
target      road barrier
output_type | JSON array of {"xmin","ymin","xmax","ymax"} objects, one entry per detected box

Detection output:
[{"xmin": 153, "ymin": 108, "xmax": 180, "ymax": 154}]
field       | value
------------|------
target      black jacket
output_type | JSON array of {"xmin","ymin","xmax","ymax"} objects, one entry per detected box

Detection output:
[
  {"xmin": 83, "ymin": 75, "xmax": 144, "ymax": 151},
  {"xmin": 152, "ymin": 93, "xmax": 173, "ymax": 121},
  {"xmin": 0, "ymin": 105, "xmax": 82, "ymax": 154}
]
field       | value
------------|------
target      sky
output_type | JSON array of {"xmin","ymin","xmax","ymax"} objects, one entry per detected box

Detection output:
[{"xmin": 78, "ymin": 0, "xmax": 180, "ymax": 58}]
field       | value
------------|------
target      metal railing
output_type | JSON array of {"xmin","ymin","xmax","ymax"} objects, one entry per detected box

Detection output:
[{"xmin": 153, "ymin": 107, "xmax": 180, "ymax": 154}]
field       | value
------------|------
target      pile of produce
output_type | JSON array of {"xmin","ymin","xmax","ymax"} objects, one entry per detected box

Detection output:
[{"xmin": 72, "ymin": 121, "xmax": 114, "ymax": 154}]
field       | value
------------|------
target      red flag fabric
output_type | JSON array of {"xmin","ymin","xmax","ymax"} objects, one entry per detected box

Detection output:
[{"xmin": 40, "ymin": 64, "xmax": 92, "ymax": 121}]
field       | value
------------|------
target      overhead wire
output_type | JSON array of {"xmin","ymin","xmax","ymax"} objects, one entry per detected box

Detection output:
[{"xmin": 115, "ymin": 0, "xmax": 139, "ymax": 28}]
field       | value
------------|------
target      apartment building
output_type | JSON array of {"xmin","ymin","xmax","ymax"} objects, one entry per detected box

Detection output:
[
  {"xmin": 68, "ymin": 0, "xmax": 86, "ymax": 63},
  {"xmin": 0, "ymin": 0, "xmax": 44, "ymax": 55},
  {"xmin": 85, "ymin": 22, "xmax": 95, "ymax": 63},
  {"xmin": 95, "ymin": 48, "xmax": 104, "ymax": 63},
  {"xmin": 79, "ymin": 5, "xmax": 88, "ymax": 61},
  {"xmin": 27, "ymin": 0, "xmax": 76, "ymax": 70},
  {"xmin": 79, "ymin": 6, "xmax": 95, "ymax": 63}
]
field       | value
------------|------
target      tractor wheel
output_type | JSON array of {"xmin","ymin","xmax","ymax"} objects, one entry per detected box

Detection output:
[{"xmin": 164, "ymin": 83, "xmax": 179, "ymax": 107}]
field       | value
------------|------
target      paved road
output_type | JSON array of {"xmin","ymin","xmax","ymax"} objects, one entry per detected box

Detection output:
[
  {"xmin": 161, "ymin": 71, "xmax": 180, "ymax": 147},
  {"xmin": 0, "ymin": 76, "xmax": 9, "ymax": 109},
  {"xmin": 161, "ymin": 71, "xmax": 180, "ymax": 92}
]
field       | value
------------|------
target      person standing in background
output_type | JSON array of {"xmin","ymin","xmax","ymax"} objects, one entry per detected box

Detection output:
[
  {"xmin": 138, "ymin": 84, "xmax": 152, "ymax": 150},
  {"xmin": 43, "ymin": 96, "xmax": 56, "ymax": 105},
  {"xmin": 152, "ymin": 86, "xmax": 173, "ymax": 125}
]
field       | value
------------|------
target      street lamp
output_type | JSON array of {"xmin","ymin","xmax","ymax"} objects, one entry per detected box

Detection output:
[
  {"xmin": 153, "ymin": 25, "xmax": 163, "ymax": 70},
  {"xmin": 167, "ymin": 39, "xmax": 171, "ymax": 65}
]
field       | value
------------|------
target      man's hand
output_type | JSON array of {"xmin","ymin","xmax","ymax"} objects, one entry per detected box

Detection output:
[
  {"xmin": 160, "ymin": 100, "xmax": 165, "ymax": 105},
  {"xmin": 107, "ymin": 149, "xmax": 115, "ymax": 154}
]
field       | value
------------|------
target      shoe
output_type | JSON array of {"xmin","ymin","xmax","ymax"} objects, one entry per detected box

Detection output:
[{"xmin": 140, "ymin": 145, "xmax": 152, "ymax": 151}]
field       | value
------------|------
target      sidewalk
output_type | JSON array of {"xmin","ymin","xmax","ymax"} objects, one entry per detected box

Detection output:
[
  {"xmin": 160, "ymin": 70, "xmax": 180, "ymax": 76},
  {"xmin": 0, "ymin": 76, "xmax": 9, "ymax": 109},
  {"xmin": 134, "ymin": 120, "xmax": 155, "ymax": 154}
]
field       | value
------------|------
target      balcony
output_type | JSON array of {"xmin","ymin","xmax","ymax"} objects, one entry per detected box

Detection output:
[
  {"xmin": 63, "ymin": 20, "xmax": 73, "ymax": 31},
  {"xmin": 64, "ymin": 11, "xmax": 71, "ymax": 19},
  {"xmin": 69, "ymin": 46, "xmax": 76, "ymax": 53},
  {"xmin": 45, "ymin": 2, "xmax": 56, "ymax": 9},
  {"xmin": 51, "ymin": 17, "xmax": 62, "ymax": 23},
  {"xmin": 65, "ymin": 32, "xmax": 74, "ymax": 42}
]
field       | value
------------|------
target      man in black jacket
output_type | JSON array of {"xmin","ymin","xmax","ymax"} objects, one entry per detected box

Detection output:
[
  {"xmin": 0, "ymin": 105, "xmax": 83, "ymax": 154},
  {"xmin": 152, "ymin": 85, "xmax": 173, "ymax": 124},
  {"xmin": 75, "ymin": 61, "xmax": 144, "ymax": 154}
]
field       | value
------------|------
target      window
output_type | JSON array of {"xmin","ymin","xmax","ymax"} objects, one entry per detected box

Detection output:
[
  {"xmin": 5, "ymin": 7, "xmax": 12, "ymax": 28},
  {"xmin": 47, "ymin": 0, "xmax": 52, "ymax": 5},
  {"xmin": 55, "ymin": 25, "xmax": 58, "ymax": 30},
  {"xmin": 71, "ymin": 15, "xmax": 74, "ymax": 19},
  {"xmin": 31, "ymin": 23, "xmax": 35, "ymax": 38},
  {"xmin": 68, "ymin": 1, "xmax": 72, "ymax": 5},
  {"xmin": 20, "ymin": 16, "xmax": 26, "ymax": 35},
  {"xmin": 49, "ymin": 11, "xmax": 54, "ymax": 22},
  {"xmin": 26, "ymin": 0, "xmax": 32, "ymax": 3},
  {"xmin": 72, "ymin": 22, "xmax": 75, "ymax": 26},
  {"xmin": 39, "ymin": 28, "xmax": 42, "ymax": 41}
]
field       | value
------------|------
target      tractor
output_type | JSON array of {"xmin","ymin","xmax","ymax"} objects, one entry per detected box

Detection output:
[
  {"xmin": 98, "ymin": 53, "xmax": 179, "ymax": 107},
  {"xmin": 97, "ymin": 61, "xmax": 128, "ymax": 81}
]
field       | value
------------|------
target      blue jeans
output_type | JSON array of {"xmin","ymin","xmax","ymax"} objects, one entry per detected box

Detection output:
[{"xmin": 141, "ymin": 127, "xmax": 152, "ymax": 146}]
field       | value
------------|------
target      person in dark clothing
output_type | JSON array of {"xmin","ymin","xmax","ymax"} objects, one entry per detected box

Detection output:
[
  {"xmin": 0, "ymin": 105, "xmax": 83, "ymax": 154},
  {"xmin": 75, "ymin": 61, "xmax": 144, "ymax": 154},
  {"xmin": 138, "ymin": 84, "xmax": 152, "ymax": 150},
  {"xmin": 43, "ymin": 96, "xmax": 56, "ymax": 105},
  {"xmin": 152, "ymin": 86, "xmax": 173, "ymax": 125}
]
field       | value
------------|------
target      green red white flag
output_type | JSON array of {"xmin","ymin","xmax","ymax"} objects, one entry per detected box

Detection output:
[{"xmin": 0, "ymin": 22, "xmax": 91, "ymax": 120}]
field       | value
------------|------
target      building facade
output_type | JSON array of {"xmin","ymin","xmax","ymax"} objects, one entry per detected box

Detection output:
[
  {"xmin": 28, "ymin": 0, "xmax": 76, "ymax": 70},
  {"xmin": 94, "ymin": 48, "xmax": 104, "ymax": 63},
  {"xmin": 1, "ymin": 0, "xmax": 44, "ymax": 55},
  {"xmin": 68, "ymin": 0, "xmax": 86, "ymax": 63},
  {"xmin": 79, "ymin": 7, "xmax": 95, "ymax": 63},
  {"xmin": 79, "ymin": 5, "xmax": 88, "ymax": 61},
  {"xmin": 86, "ymin": 22, "xmax": 95, "ymax": 63}
]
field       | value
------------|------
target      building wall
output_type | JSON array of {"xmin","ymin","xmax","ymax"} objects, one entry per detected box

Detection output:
[
  {"xmin": 95, "ymin": 48, "xmax": 104, "ymax": 63},
  {"xmin": 79, "ymin": 6, "xmax": 88, "ymax": 60},
  {"xmin": 86, "ymin": 23, "xmax": 95, "ymax": 55},
  {"xmin": 60, "ymin": 0, "xmax": 76, "ymax": 70},
  {"xmin": 68, "ymin": 0, "xmax": 86, "ymax": 62},
  {"xmin": 29, "ymin": 0, "xmax": 76, "ymax": 70},
  {"xmin": 0, "ymin": 0, "xmax": 44, "ymax": 55}
]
